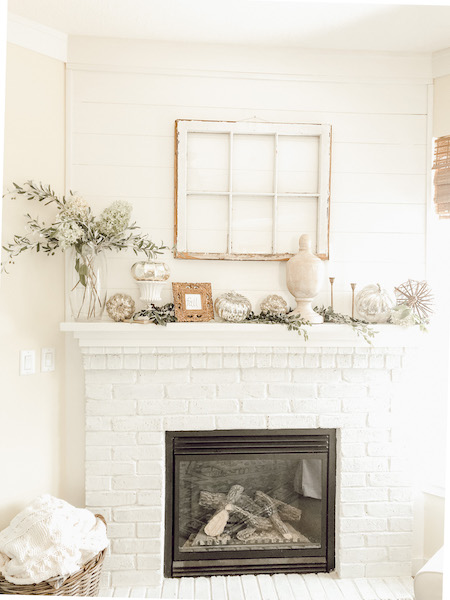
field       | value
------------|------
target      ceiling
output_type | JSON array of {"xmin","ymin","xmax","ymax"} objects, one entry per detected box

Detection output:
[{"xmin": 7, "ymin": 0, "xmax": 450, "ymax": 53}]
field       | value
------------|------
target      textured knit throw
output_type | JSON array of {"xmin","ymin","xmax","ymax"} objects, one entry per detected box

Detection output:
[{"xmin": 0, "ymin": 495, "xmax": 109, "ymax": 585}]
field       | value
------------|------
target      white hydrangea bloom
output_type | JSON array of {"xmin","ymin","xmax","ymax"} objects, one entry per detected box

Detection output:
[
  {"xmin": 390, "ymin": 305, "xmax": 415, "ymax": 327},
  {"xmin": 56, "ymin": 221, "xmax": 86, "ymax": 249},
  {"xmin": 62, "ymin": 194, "xmax": 90, "ymax": 221},
  {"xmin": 96, "ymin": 201, "xmax": 132, "ymax": 237}
]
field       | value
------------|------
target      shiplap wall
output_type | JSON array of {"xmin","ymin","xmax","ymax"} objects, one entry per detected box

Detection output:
[{"xmin": 67, "ymin": 38, "xmax": 431, "ymax": 314}]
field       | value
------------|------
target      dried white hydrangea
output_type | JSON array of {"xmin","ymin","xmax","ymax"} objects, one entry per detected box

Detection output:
[
  {"xmin": 62, "ymin": 194, "xmax": 90, "ymax": 221},
  {"xmin": 390, "ymin": 304, "xmax": 415, "ymax": 327},
  {"xmin": 56, "ymin": 221, "xmax": 86, "ymax": 249},
  {"xmin": 96, "ymin": 201, "xmax": 132, "ymax": 237}
]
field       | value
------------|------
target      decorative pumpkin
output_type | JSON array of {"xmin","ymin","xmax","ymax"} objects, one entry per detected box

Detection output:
[
  {"xmin": 260, "ymin": 294, "xmax": 288, "ymax": 316},
  {"xmin": 354, "ymin": 284, "xmax": 394, "ymax": 323},
  {"xmin": 106, "ymin": 293, "xmax": 135, "ymax": 322},
  {"xmin": 214, "ymin": 291, "xmax": 252, "ymax": 323}
]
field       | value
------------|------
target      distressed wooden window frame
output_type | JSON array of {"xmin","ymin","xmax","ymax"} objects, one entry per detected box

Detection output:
[{"xmin": 174, "ymin": 119, "xmax": 332, "ymax": 261}]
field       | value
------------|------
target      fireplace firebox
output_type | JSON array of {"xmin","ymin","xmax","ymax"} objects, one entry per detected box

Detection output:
[{"xmin": 164, "ymin": 429, "xmax": 336, "ymax": 577}]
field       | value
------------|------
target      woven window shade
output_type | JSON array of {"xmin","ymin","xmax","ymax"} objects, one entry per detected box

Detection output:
[{"xmin": 432, "ymin": 135, "xmax": 450, "ymax": 219}]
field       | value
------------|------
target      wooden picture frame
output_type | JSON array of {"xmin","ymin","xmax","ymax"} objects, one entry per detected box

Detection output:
[
  {"xmin": 174, "ymin": 119, "xmax": 332, "ymax": 261},
  {"xmin": 172, "ymin": 282, "xmax": 214, "ymax": 322}
]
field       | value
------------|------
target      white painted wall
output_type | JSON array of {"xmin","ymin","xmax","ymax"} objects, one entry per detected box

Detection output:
[
  {"xmin": 0, "ymin": 43, "xmax": 65, "ymax": 528},
  {"xmin": 67, "ymin": 38, "xmax": 430, "ymax": 315}
]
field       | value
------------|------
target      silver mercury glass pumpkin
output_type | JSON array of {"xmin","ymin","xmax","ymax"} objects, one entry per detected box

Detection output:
[
  {"xmin": 260, "ymin": 294, "xmax": 288, "ymax": 316},
  {"xmin": 106, "ymin": 293, "xmax": 136, "ymax": 322},
  {"xmin": 214, "ymin": 291, "xmax": 252, "ymax": 323}
]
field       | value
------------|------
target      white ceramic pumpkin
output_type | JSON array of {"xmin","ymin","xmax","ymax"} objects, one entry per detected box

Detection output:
[{"xmin": 354, "ymin": 284, "xmax": 394, "ymax": 323}]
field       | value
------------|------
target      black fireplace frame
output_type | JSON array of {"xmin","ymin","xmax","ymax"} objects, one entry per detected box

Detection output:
[{"xmin": 164, "ymin": 428, "xmax": 336, "ymax": 578}]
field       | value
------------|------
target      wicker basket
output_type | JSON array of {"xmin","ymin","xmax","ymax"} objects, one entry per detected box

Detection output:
[{"xmin": 0, "ymin": 514, "xmax": 107, "ymax": 596}]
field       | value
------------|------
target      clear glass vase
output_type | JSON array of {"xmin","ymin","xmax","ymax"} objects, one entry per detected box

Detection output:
[{"xmin": 68, "ymin": 247, "xmax": 107, "ymax": 321}]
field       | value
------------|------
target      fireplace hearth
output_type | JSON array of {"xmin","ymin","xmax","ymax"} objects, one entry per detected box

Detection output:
[{"xmin": 164, "ymin": 429, "xmax": 336, "ymax": 577}]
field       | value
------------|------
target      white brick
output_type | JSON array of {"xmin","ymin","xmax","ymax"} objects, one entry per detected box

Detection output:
[
  {"xmin": 139, "ymin": 370, "xmax": 189, "ymax": 384},
  {"xmin": 288, "ymin": 355, "xmax": 304, "ymax": 368},
  {"xmin": 137, "ymin": 523, "xmax": 161, "ymax": 538},
  {"xmin": 272, "ymin": 354, "xmax": 288, "ymax": 368},
  {"xmin": 113, "ymin": 507, "xmax": 161, "ymax": 522},
  {"xmin": 342, "ymin": 369, "xmax": 390, "ymax": 383},
  {"xmin": 366, "ymin": 532, "xmax": 413, "ymax": 547},
  {"xmin": 86, "ymin": 461, "xmax": 136, "ymax": 476},
  {"xmin": 136, "ymin": 462, "xmax": 163, "ymax": 476},
  {"xmin": 164, "ymin": 415, "xmax": 215, "ymax": 430},
  {"xmin": 114, "ymin": 384, "xmax": 164, "ymax": 400},
  {"xmin": 268, "ymin": 383, "xmax": 316, "ymax": 399},
  {"xmin": 318, "ymin": 383, "xmax": 367, "ymax": 398},
  {"xmin": 88, "ymin": 355, "xmax": 107, "ymax": 369},
  {"xmin": 137, "ymin": 491, "xmax": 163, "ymax": 505},
  {"xmin": 137, "ymin": 554, "xmax": 161, "ymax": 570},
  {"xmin": 292, "ymin": 398, "xmax": 340, "ymax": 413},
  {"xmin": 123, "ymin": 354, "xmax": 140, "ymax": 369},
  {"xmin": 339, "ymin": 533, "xmax": 365, "ymax": 548},
  {"xmin": 87, "ymin": 491, "xmax": 136, "ymax": 507},
  {"xmin": 389, "ymin": 488, "xmax": 412, "ymax": 502},
  {"xmin": 140, "ymin": 355, "xmax": 157, "ymax": 369},
  {"xmin": 206, "ymin": 346, "xmax": 223, "ymax": 354},
  {"xmin": 157, "ymin": 355, "xmax": 173, "ymax": 369},
  {"xmin": 86, "ymin": 447, "xmax": 112, "ymax": 461},
  {"xmin": 86, "ymin": 416, "xmax": 112, "ymax": 431},
  {"xmin": 241, "ymin": 368, "xmax": 289, "ymax": 382},
  {"xmin": 86, "ymin": 476, "xmax": 111, "ymax": 491},
  {"xmin": 223, "ymin": 354, "xmax": 239, "ymax": 368},
  {"xmin": 336, "ymin": 354, "xmax": 353, "ymax": 368},
  {"xmin": 320, "ymin": 354, "xmax": 336, "ymax": 368},
  {"xmin": 242, "ymin": 398, "xmax": 290, "ymax": 414},
  {"xmin": 189, "ymin": 399, "xmax": 239, "ymax": 414},
  {"xmin": 86, "ymin": 384, "xmax": 112, "ymax": 400},
  {"xmin": 303, "ymin": 354, "xmax": 320, "ymax": 368},
  {"xmin": 389, "ymin": 517, "xmax": 413, "ymax": 531},
  {"xmin": 191, "ymin": 354, "xmax": 207, "ymax": 368},
  {"xmin": 366, "ymin": 503, "xmax": 412, "ymax": 518},
  {"xmin": 189, "ymin": 346, "xmax": 207, "ymax": 354},
  {"xmin": 137, "ymin": 431, "xmax": 164, "ymax": 444},
  {"xmin": 340, "ymin": 547, "xmax": 387, "ymax": 563},
  {"xmin": 319, "ymin": 414, "xmax": 366, "ymax": 428},
  {"xmin": 267, "ymin": 415, "xmax": 317, "ymax": 429},
  {"xmin": 138, "ymin": 399, "xmax": 187, "ymax": 415},
  {"xmin": 114, "ymin": 434, "xmax": 162, "ymax": 452},
  {"xmin": 112, "ymin": 416, "xmax": 162, "ymax": 431},
  {"xmin": 342, "ymin": 428, "xmax": 390, "ymax": 443},
  {"xmin": 113, "ymin": 475, "xmax": 161, "ymax": 491},
  {"xmin": 112, "ymin": 539, "xmax": 160, "ymax": 554},
  {"xmin": 111, "ymin": 571, "xmax": 161, "ymax": 587},
  {"xmin": 123, "ymin": 347, "xmax": 140, "ymax": 354},
  {"xmin": 338, "ymin": 564, "xmax": 366, "ymax": 578},
  {"xmin": 365, "ymin": 562, "xmax": 412, "ymax": 577},
  {"xmin": 107, "ymin": 523, "xmax": 136, "ymax": 538},
  {"xmin": 341, "ymin": 517, "xmax": 387, "ymax": 533},
  {"xmin": 107, "ymin": 355, "xmax": 123, "ymax": 369},
  {"xmin": 385, "ymin": 355, "xmax": 402, "ymax": 369},
  {"xmin": 369, "ymin": 354, "xmax": 385, "ymax": 368},
  {"xmin": 255, "ymin": 354, "xmax": 271, "ymax": 368},
  {"xmin": 342, "ymin": 397, "xmax": 389, "ymax": 413},
  {"xmin": 388, "ymin": 547, "xmax": 412, "ymax": 561},
  {"xmin": 342, "ymin": 458, "xmax": 389, "ymax": 473},
  {"xmin": 341, "ymin": 443, "xmax": 366, "ymax": 457},
  {"xmin": 191, "ymin": 369, "xmax": 238, "ymax": 384},
  {"xmin": 85, "ymin": 370, "xmax": 136, "ymax": 384},
  {"xmin": 166, "ymin": 384, "xmax": 215, "ymax": 399},
  {"xmin": 292, "ymin": 369, "xmax": 340, "ymax": 383},
  {"xmin": 173, "ymin": 354, "xmax": 190, "ymax": 369},
  {"xmin": 340, "ymin": 488, "xmax": 388, "ymax": 502},
  {"xmin": 367, "ymin": 442, "xmax": 396, "ymax": 456},
  {"xmin": 367, "ymin": 384, "xmax": 392, "ymax": 399},
  {"xmin": 369, "ymin": 472, "xmax": 409, "ymax": 487},
  {"xmin": 105, "ymin": 554, "xmax": 136, "ymax": 570},
  {"xmin": 86, "ymin": 432, "xmax": 136, "ymax": 446},
  {"xmin": 217, "ymin": 383, "xmax": 266, "ymax": 399},
  {"xmin": 341, "ymin": 504, "xmax": 365, "ymax": 517},
  {"xmin": 352, "ymin": 354, "xmax": 369, "ymax": 368},
  {"xmin": 86, "ymin": 400, "xmax": 136, "ymax": 416},
  {"xmin": 216, "ymin": 415, "xmax": 266, "ymax": 429},
  {"xmin": 206, "ymin": 354, "xmax": 222, "ymax": 369},
  {"xmin": 340, "ymin": 473, "xmax": 366, "ymax": 487}
]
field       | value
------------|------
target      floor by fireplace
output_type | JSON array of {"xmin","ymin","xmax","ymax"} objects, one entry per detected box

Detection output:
[{"xmin": 164, "ymin": 429, "xmax": 336, "ymax": 578}]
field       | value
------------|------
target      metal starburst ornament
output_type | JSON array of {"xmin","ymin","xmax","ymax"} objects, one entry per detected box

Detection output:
[{"xmin": 394, "ymin": 279, "xmax": 434, "ymax": 322}]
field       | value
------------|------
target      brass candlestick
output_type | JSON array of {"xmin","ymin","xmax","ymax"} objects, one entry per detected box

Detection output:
[
  {"xmin": 350, "ymin": 283, "xmax": 357, "ymax": 318},
  {"xmin": 329, "ymin": 277, "xmax": 335, "ymax": 309}
]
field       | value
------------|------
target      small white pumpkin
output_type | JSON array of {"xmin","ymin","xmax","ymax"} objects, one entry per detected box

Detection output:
[{"xmin": 354, "ymin": 284, "xmax": 394, "ymax": 323}]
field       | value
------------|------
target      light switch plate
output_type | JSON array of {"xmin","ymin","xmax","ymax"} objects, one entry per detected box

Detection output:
[
  {"xmin": 20, "ymin": 350, "xmax": 36, "ymax": 375},
  {"xmin": 41, "ymin": 347, "xmax": 55, "ymax": 372}
]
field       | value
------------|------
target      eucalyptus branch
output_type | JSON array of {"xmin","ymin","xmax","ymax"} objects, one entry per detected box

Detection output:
[
  {"xmin": 314, "ymin": 305, "xmax": 376, "ymax": 344},
  {"xmin": 245, "ymin": 311, "xmax": 310, "ymax": 341},
  {"xmin": 133, "ymin": 303, "xmax": 177, "ymax": 326}
]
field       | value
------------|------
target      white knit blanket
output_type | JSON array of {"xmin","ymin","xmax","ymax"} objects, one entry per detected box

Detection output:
[{"xmin": 0, "ymin": 495, "xmax": 109, "ymax": 585}]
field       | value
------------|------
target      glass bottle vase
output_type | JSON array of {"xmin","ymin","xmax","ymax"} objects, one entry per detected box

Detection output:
[{"xmin": 68, "ymin": 247, "xmax": 107, "ymax": 321}]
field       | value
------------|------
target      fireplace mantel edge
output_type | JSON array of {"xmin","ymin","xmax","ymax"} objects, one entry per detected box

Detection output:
[{"xmin": 60, "ymin": 321, "xmax": 422, "ymax": 348}]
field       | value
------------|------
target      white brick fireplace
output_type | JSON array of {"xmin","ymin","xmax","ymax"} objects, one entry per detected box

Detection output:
[{"xmin": 62, "ymin": 322, "xmax": 419, "ymax": 590}]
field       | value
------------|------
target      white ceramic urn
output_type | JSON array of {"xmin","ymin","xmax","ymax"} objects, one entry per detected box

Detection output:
[{"xmin": 286, "ymin": 234, "xmax": 324, "ymax": 323}]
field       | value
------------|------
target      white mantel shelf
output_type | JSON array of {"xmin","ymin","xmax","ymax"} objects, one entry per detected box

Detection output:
[{"xmin": 60, "ymin": 321, "xmax": 423, "ymax": 348}]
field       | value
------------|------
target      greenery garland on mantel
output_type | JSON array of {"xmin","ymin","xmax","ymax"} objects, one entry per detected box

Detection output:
[{"xmin": 132, "ymin": 303, "xmax": 376, "ymax": 344}]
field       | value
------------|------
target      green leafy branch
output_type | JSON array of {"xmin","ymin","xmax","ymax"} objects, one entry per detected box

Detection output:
[
  {"xmin": 133, "ymin": 303, "xmax": 177, "ymax": 326},
  {"xmin": 314, "ymin": 305, "xmax": 376, "ymax": 344},
  {"xmin": 244, "ymin": 311, "xmax": 310, "ymax": 340}
]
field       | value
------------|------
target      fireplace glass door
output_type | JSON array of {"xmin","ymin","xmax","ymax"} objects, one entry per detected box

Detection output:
[{"xmin": 165, "ymin": 429, "xmax": 336, "ymax": 577}]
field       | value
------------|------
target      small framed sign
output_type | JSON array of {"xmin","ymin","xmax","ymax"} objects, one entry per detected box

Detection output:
[{"xmin": 172, "ymin": 282, "xmax": 214, "ymax": 322}]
